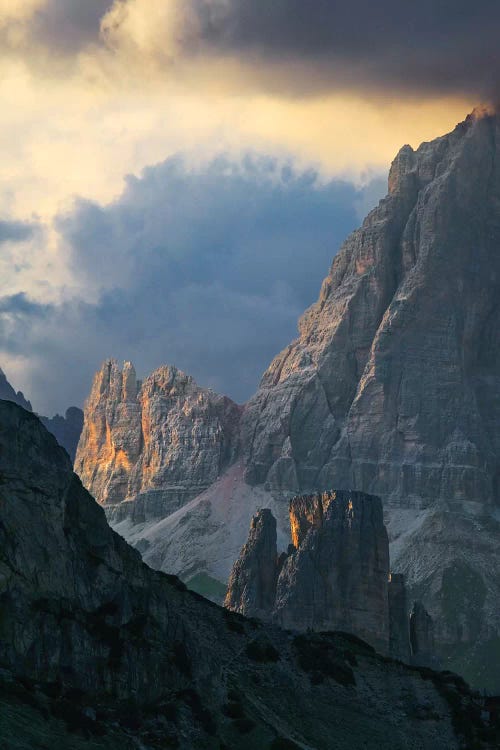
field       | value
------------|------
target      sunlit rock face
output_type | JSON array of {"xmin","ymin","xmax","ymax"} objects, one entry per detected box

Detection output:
[
  {"xmin": 224, "ymin": 508, "xmax": 279, "ymax": 619},
  {"xmin": 275, "ymin": 491, "xmax": 391, "ymax": 654},
  {"xmin": 240, "ymin": 110, "xmax": 500, "ymax": 689},
  {"xmin": 75, "ymin": 359, "xmax": 242, "ymax": 522}
]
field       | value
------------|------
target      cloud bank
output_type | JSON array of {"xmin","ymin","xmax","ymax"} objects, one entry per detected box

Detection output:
[
  {"xmin": 0, "ymin": 155, "xmax": 385, "ymax": 414},
  {"xmin": 190, "ymin": 0, "xmax": 500, "ymax": 99},
  {"xmin": 2, "ymin": 0, "xmax": 497, "ymax": 101}
]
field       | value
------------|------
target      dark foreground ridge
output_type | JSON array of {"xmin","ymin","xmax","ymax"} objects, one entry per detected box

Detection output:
[{"xmin": 0, "ymin": 401, "xmax": 498, "ymax": 749}]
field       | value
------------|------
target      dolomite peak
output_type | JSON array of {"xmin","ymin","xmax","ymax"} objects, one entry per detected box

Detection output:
[{"xmin": 75, "ymin": 358, "xmax": 242, "ymax": 522}]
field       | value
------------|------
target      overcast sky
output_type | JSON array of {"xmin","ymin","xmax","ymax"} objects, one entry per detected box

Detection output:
[{"xmin": 0, "ymin": 0, "xmax": 488, "ymax": 413}]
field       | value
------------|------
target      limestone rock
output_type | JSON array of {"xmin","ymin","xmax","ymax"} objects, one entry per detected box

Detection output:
[
  {"xmin": 224, "ymin": 508, "xmax": 278, "ymax": 618},
  {"xmin": 275, "ymin": 491, "xmax": 391, "ymax": 653},
  {"xmin": 2, "ymin": 400, "xmax": 491, "ymax": 750},
  {"xmin": 289, "ymin": 491, "xmax": 331, "ymax": 548},
  {"xmin": 243, "ymin": 110, "xmax": 500, "ymax": 508},
  {"xmin": 75, "ymin": 359, "xmax": 242, "ymax": 521},
  {"xmin": 226, "ymin": 490, "xmax": 394, "ymax": 654}
]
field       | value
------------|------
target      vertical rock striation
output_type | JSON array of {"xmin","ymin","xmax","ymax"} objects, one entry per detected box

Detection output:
[
  {"xmin": 74, "ymin": 109, "xmax": 500, "ymax": 689},
  {"xmin": 75, "ymin": 359, "xmax": 242, "ymax": 521}
]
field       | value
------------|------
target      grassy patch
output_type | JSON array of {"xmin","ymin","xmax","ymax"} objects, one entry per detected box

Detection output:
[{"xmin": 186, "ymin": 573, "xmax": 227, "ymax": 603}]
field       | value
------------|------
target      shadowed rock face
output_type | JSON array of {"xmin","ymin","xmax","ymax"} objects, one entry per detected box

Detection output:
[
  {"xmin": 75, "ymin": 360, "xmax": 242, "ymax": 522},
  {"xmin": 242, "ymin": 110, "xmax": 500, "ymax": 509},
  {"xmin": 0, "ymin": 366, "xmax": 83, "ymax": 460},
  {"xmin": 3, "ymin": 401, "xmax": 494, "ymax": 750},
  {"xmin": 40, "ymin": 407, "xmax": 84, "ymax": 462},
  {"xmin": 224, "ymin": 509, "xmax": 278, "ymax": 618},
  {"xmin": 0, "ymin": 367, "xmax": 32, "ymax": 411},
  {"xmin": 411, "ymin": 601, "xmax": 436, "ymax": 667}
]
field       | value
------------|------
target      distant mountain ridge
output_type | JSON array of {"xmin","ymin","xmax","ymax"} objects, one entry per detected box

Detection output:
[
  {"xmin": 0, "ymin": 366, "xmax": 32, "ymax": 411},
  {"xmin": 0, "ymin": 366, "xmax": 83, "ymax": 461}
]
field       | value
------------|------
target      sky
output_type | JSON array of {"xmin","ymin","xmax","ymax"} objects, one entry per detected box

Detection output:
[{"xmin": 0, "ymin": 0, "xmax": 486, "ymax": 414}]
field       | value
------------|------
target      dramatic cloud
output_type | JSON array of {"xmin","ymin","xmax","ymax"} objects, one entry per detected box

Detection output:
[
  {"xmin": 3, "ymin": 1, "xmax": 495, "ymax": 101},
  {"xmin": 1, "ymin": 156, "xmax": 385, "ymax": 414},
  {"xmin": 99, "ymin": 0, "xmax": 500, "ymax": 100},
  {"xmin": 201, "ymin": 0, "xmax": 500, "ymax": 100}
]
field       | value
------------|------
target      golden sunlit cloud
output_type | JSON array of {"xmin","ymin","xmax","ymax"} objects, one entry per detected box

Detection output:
[{"xmin": 0, "ymin": 0, "xmax": 45, "ymax": 25}]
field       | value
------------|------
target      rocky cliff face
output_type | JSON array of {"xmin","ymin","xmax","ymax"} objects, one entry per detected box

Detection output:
[
  {"xmin": 410, "ymin": 601, "xmax": 437, "ymax": 667},
  {"xmin": 224, "ymin": 509, "xmax": 279, "ymax": 619},
  {"xmin": 242, "ymin": 109, "xmax": 500, "ymax": 511},
  {"xmin": 75, "ymin": 359, "xmax": 241, "ymax": 521},
  {"xmin": 226, "ymin": 491, "xmax": 403, "ymax": 655},
  {"xmin": 275, "ymin": 491, "xmax": 391, "ymax": 653},
  {"xmin": 4, "ymin": 400, "xmax": 495, "ymax": 749}
]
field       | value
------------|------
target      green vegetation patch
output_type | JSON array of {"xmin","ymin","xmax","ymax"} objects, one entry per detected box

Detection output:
[{"xmin": 186, "ymin": 573, "xmax": 227, "ymax": 603}]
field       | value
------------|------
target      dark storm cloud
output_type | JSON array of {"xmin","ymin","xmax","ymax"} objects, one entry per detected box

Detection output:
[
  {"xmin": 0, "ymin": 220, "xmax": 35, "ymax": 244},
  {"xmin": 195, "ymin": 0, "xmax": 500, "ymax": 99},
  {"xmin": 31, "ymin": 0, "xmax": 113, "ymax": 53},
  {"xmin": 6, "ymin": 156, "xmax": 385, "ymax": 413}
]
